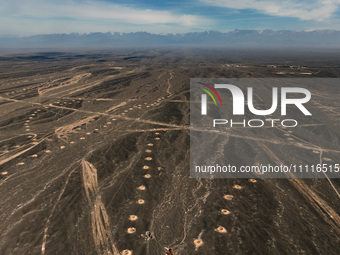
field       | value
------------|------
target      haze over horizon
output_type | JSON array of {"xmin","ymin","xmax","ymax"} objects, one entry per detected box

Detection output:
[
  {"xmin": 1, "ymin": 30, "xmax": 340, "ymax": 49},
  {"xmin": 1, "ymin": 0, "xmax": 340, "ymax": 36}
]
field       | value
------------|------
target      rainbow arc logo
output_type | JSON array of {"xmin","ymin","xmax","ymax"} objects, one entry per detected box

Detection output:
[{"xmin": 198, "ymin": 82, "xmax": 222, "ymax": 106}]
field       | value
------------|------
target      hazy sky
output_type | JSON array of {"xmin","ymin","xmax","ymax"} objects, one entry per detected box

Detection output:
[{"xmin": 0, "ymin": 0, "xmax": 340, "ymax": 35}]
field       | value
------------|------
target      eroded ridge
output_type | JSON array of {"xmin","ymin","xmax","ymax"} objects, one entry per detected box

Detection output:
[{"xmin": 82, "ymin": 160, "xmax": 120, "ymax": 255}]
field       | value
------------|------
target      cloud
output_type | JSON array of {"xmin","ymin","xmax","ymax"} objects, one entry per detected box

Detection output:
[
  {"xmin": 201, "ymin": 0, "xmax": 340, "ymax": 21},
  {"xmin": 0, "ymin": 0, "xmax": 211, "ymax": 35}
]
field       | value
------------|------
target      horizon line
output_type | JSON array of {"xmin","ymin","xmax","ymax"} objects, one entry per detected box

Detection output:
[{"xmin": 1, "ymin": 29, "xmax": 340, "ymax": 38}]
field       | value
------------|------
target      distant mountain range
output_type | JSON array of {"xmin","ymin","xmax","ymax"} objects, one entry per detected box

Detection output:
[{"xmin": 1, "ymin": 30, "xmax": 340, "ymax": 49}]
